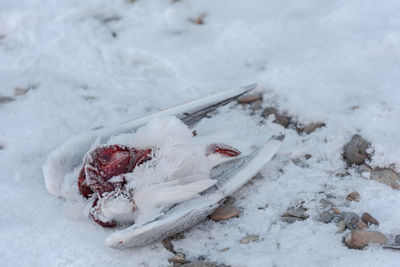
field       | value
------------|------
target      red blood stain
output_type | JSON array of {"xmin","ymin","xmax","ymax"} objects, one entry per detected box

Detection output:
[
  {"xmin": 207, "ymin": 143, "xmax": 240, "ymax": 157},
  {"xmin": 90, "ymin": 198, "xmax": 117, "ymax": 228}
]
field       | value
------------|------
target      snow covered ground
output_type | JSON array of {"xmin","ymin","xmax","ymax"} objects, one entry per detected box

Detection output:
[{"xmin": 1, "ymin": 0, "xmax": 400, "ymax": 266}]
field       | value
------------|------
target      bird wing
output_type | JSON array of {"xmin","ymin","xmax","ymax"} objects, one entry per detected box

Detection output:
[{"xmin": 134, "ymin": 179, "xmax": 217, "ymax": 212}]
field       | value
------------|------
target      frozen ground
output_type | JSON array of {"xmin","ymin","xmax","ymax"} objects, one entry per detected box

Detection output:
[{"xmin": 1, "ymin": 0, "xmax": 400, "ymax": 266}]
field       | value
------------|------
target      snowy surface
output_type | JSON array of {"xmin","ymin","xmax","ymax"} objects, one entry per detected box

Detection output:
[{"xmin": 1, "ymin": 0, "xmax": 400, "ymax": 266}]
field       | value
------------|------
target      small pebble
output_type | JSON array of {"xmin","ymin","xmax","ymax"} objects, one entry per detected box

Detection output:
[
  {"xmin": 223, "ymin": 196, "xmax": 236, "ymax": 205},
  {"xmin": 333, "ymin": 208, "xmax": 341, "ymax": 215},
  {"xmin": 251, "ymin": 100, "xmax": 263, "ymax": 111},
  {"xmin": 319, "ymin": 211, "xmax": 334, "ymax": 223},
  {"xmin": 210, "ymin": 206, "xmax": 240, "ymax": 221},
  {"xmin": 162, "ymin": 238, "xmax": 175, "ymax": 253},
  {"xmin": 342, "ymin": 212, "xmax": 359, "ymax": 230},
  {"xmin": 197, "ymin": 256, "xmax": 206, "ymax": 261},
  {"xmin": 346, "ymin": 191, "xmax": 360, "ymax": 202},
  {"xmin": 304, "ymin": 154, "xmax": 312, "ymax": 160},
  {"xmin": 370, "ymin": 168, "xmax": 400, "ymax": 190},
  {"xmin": 240, "ymin": 235, "xmax": 259, "ymax": 244},
  {"xmin": 14, "ymin": 87, "xmax": 30, "ymax": 96},
  {"xmin": 337, "ymin": 220, "xmax": 346, "ymax": 233},
  {"xmin": 262, "ymin": 107, "xmax": 290, "ymax": 128},
  {"xmin": 299, "ymin": 123, "xmax": 325, "ymax": 134},
  {"xmin": 237, "ymin": 92, "xmax": 262, "ymax": 104},
  {"xmin": 356, "ymin": 221, "xmax": 368, "ymax": 229},
  {"xmin": 0, "ymin": 96, "xmax": 14, "ymax": 104},
  {"xmin": 361, "ymin": 212, "xmax": 379, "ymax": 226},
  {"xmin": 281, "ymin": 216, "xmax": 305, "ymax": 223},
  {"xmin": 282, "ymin": 207, "xmax": 309, "ymax": 219},
  {"xmin": 168, "ymin": 253, "xmax": 190, "ymax": 264},
  {"xmin": 181, "ymin": 262, "xmax": 229, "ymax": 267},
  {"xmin": 343, "ymin": 134, "xmax": 371, "ymax": 166},
  {"xmin": 345, "ymin": 230, "xmax": 388, "ymax": 249},
  {"xmin": 320, "ymin": 199, "xmax": 334, "ymax": 209}
]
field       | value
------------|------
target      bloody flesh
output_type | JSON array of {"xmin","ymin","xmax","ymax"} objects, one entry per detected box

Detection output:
[
  {"xmin": 206, "ymin": 143, "xmax": 241, "ymax": 157},
  {"xmin": 77, "ymin": 145, "xmax": 151, "ymax": 227},
  {"xmin": 79, "ymin": 145, "xmax": 152, "ymax": 196},
  {"xmin": 78, "ymin": 142, "xmax": 239, "ymax": 228}
]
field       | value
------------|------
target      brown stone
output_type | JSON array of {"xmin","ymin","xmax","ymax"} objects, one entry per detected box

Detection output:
[
  {"xmin": 182, "ymin": 262, "xmax": 228, "ymax": 267},
  {"xmin": 262, "ymin": 107, "xmax": 290, "ymax": 128},
  {"xmin": 333, "ymin": 208, "xmax": 341, "ymax": 215},
  {"xmin": 209, "ymin": 206, "xmax": 240, "ymax": 221},
  {"xmin": 356, "ymin": 221, "xmax": 368, "ymax": 229},
  {"xmin": 237, "ymin": 93, "xmax": 263, "ymax": 104},
  {"xmin": 370, "ymin": 168, "xmax": 400, "ymax": 190},
  {"xmin": 162, "ymin": 238, "xmax": 175, "ymax": 253},
  {"xmin": 14, "ymin": 87, "xmax": 30, "ymax": 96},
  {"xmin": 345, "ymin": 230, "xmax": 387, "ymax": 249},
  {"xmin": 251, "ymin": 100, "xmax": 263, "ymax": 111},
  {"xmin": 168, "ymin": 253, "xmax": 190, "ymax": 264},
  {"xmin": 337, "ymin": 220, "xmax": 346, "ymax": 233},
  {"xmin": 299, "ymin": 123, "xmax": 325, "ymax": 134},
  {"xmin": 240, "ymin": 235, "xmax": 259, "ymax": 244},
  {"xmin": 189, "ymin": 14, "xmax": 206, "ymax": 25},
  {"xmin": 361, "ymin": 212, "xmax": 379, "ymax": 226},
  {"xmin": 346, "ymin": 191, "xmax": 360, "ymax": 202}
]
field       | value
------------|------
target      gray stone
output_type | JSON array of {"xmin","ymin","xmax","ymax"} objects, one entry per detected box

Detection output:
[
  {"xmin": 319, "ymin": 199, "xmax": 334, "ymax": 209},
  {"xmin": 304, "ymin": 154, "xmax": 312, "ymax": 160},
  {"xmin": 262, "ymin": 107, "xmax": 290, "ymax": 128},
  {"xmin": 291, "ymin": 157, "xmax": 309, "ymax": 168},
  {"xmin": 283, "ymin": 207, "xmax": 309, "ymax": 219},
  {"xmin": 370, "ymin": 168, "xmax": 400, "ymax": 190},
  {"xmin": 343, "ymin": 134, "xmax": 371, "ymax": 166},
  {"xmin": 319, "ymin": 211, "xmax": 334, "ymax": 223},
  {"xmin": 223, "ymin": 196, "xmax": 236, "ymax": 205},
  {"xmin": 345, "ymin": 230, "xmax": 388, "ymax": 249},
  {"xmin": 342, "ymin": 212, "xmax": 359, "ymax": 230},
  {"xmin": 395, "ymin": 235, "xmax": 400, "ymax": 244},
  {"xmin": 251, "ymin": 100, "xmax": 263, "ymax": 111},
  {"xmin": 0, "ymin": 96, "xmax": 14, "ymax": 104},
  {"xmin": 281, "ymin": 216, "xmax": 305, "ymax": 223},
  {"xmin": 361, "ymin": 212, "xmax": 379, "ymax": 226},
  {"xmin": 383, "ymin": 244, "xmax": 400, "ymax": 250}
]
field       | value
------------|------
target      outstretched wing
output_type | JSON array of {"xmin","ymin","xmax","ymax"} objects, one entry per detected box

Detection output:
[{"xmin": 43, "ymin": 85, "xmax": 256, "ymax": 196}]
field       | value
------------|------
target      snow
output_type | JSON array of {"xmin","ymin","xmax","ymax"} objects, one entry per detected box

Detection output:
[{"xmin": 1, "ymin": 0, "xmax": 400, "ymax": 266}]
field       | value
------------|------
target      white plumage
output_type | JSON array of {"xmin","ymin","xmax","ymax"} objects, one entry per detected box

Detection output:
[{"xmin": 92, "ymin": 116, "xmax": 228, "ymax": 224}]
